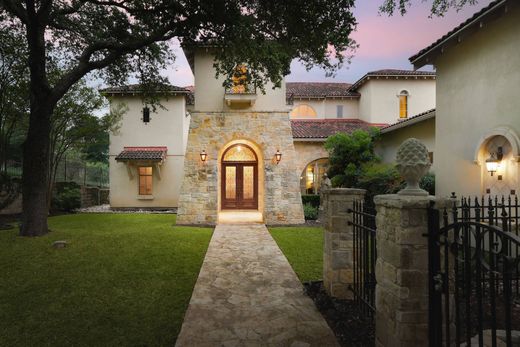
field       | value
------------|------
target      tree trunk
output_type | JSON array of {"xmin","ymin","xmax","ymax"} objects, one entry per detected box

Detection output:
[{"xmin": 20, "ymin": 99, "xmax": 53, "ymax": 236}]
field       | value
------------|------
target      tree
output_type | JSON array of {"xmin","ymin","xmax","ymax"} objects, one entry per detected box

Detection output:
[
  {"xmin": 0, "ymin": 0, "xmax": 357, "ymax": 236},
  {"xmin": 379, "ymin": 0, "xmax": 479, "ymax": 16},
  {"xmin": 324, "ymin": 129, "xmax": 381, "ymax": 188},
  {"xmin": 0, "ymin": 24, "xmax": 28, "ymax": 173},
  {"xmin": 47, "ymin": 79, "xmax": 106, "ymax": 208}
]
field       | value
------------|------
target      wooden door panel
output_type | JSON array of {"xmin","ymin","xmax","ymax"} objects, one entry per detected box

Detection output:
[{"xmin": 221, "ymin": 163, "xmax": 258, "ymax": 210}]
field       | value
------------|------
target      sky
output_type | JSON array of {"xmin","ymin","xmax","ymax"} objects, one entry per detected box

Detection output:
[{"xmin": 162, "ymin": 0, "xmax": 492, "ymax": 86}]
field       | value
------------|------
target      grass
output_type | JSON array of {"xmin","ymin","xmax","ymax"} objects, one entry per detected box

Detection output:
[
  {"xmin": 269, "ymin": 226, "xmax": 323, "ymax": 282},
  {"xmin": 0, "ymin": 214, "xmax": 213, "ymax": 347}
]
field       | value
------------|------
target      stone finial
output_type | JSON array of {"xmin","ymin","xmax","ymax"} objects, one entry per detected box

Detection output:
[
  {"xmin": 321, "ymin": 173, "xmax": 331, "ymax": 191},
  {"xmin": 396, "ymin": 138, "xmax": 431, "ymax": 196}
]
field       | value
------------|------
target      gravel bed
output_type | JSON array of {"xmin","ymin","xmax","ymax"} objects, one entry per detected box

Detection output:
[{"xmin": 304, "ymin": 280, "xmax": 375, "ymax": 347}]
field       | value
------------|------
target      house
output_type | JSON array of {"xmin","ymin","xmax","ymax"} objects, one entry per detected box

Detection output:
[
  {"xmin": 409, "ymin": 0, "xmax": 520, "ymax": 197},
  {"xmin": 103, "ymin": 48, "xmax": 436, "ymax": 225},
  {"xmin": 376, "ymin": 109, "xmax": 436, "ymax": 171}
]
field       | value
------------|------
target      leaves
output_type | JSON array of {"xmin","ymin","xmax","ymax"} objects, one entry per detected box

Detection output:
[{"xmin": 379, "ymin": 0, "xmax": 480, "ymax": 17}]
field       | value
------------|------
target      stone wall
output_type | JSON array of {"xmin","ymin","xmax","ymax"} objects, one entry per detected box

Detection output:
[
  {"xmin": 81, "ymin": 187, "xmax": 110, "ymax": 208},
  {"xmin": 293, "ymin": 141, "xmax": 328, "ymax": 178},
  {"xmin": 177, "ymin": 111, "xmax": 305, "ymax": 225},
  {"xmin": 374, "ymin": 194, "xmax": 433, "ymax": 347},
  {"xmin": 322, "ymin": 188, "xmax": 366, "ymax": 299}
]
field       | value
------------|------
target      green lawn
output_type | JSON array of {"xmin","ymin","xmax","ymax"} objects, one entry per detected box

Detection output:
[
  {"xmin": 0, "ymin": 214, "xmax": 213, "ymax": 347},
  {"xmin": 269, "ymin": 226, "xmax": 323, "ymax": 282}
]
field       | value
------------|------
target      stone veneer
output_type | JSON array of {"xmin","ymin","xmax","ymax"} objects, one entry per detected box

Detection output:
[
  {"xmin": 177, "ymin": 111, "xmax": 304, "ymax": 225},
  {"xmin": 322, "ymin": 188, "xmax": 366, "ymax": 299},
  {"xmin": 293, "ymin": 141, "xmax": 329, "ymax": 178},
  {"xmin": 374, "ymin": 194, "xmax": 433, "ymax": 347}
]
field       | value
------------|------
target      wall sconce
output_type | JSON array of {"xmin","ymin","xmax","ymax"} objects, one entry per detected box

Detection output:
[
  {"xmin": 275, "ymin": 150, "xmax": 282, "ymax": 164},
  {"xmin": 485, "ymin": 146, "xmax": 503, "ymax": 176},
  {"xmin": 200, "ymin": 149, "xmax": 207, "ymax": 163}
]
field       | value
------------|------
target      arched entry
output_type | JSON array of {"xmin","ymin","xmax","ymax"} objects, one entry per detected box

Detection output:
[
  {"xmin": 300, "ymin": 158, "xmax": 329, "ymax": 195},
  {"xmin": 221, "ymin": 144, "xmax": 258, "ymax": 209}
]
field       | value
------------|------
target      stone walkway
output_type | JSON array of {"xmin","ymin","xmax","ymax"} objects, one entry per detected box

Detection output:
[{"xmin": 175, "ymin": 224, "xmax": 339, "ymax": 347}]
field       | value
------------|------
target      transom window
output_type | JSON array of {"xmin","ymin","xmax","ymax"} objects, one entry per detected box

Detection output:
[
  {"xmin": 223, "ymin": 144, "xmax": 257, "ymax": 162},
  {"xmin": 139, "ymin": 167, "xmax": 153, "ymax": 195},
  {"xmin": 399, "ymin": 90, "xmax": 409, "ymax": 118},
  {"xmin": 290, "ymin": 104, "xmax": 317, "ymax": 118}
]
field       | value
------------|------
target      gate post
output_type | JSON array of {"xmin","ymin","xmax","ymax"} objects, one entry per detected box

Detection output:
[
  {"xmin": 322, "ymin": 188, "xmax": 366, "ymax": 299},
  {"xmin": 374, "ymin": 194, "xmax": 433, "ymax": 347}
]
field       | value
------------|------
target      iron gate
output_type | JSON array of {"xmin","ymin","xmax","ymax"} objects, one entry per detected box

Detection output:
[
  {"xmin": 427, "ymin": 195, "xmax": 520, "ymax": 346},
  {"xmin": 348, "ymin": 199, "xmax": 377, "ymax": 317}
]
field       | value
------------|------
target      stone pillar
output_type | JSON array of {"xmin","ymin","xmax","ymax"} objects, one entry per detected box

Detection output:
[
  {"xmin": 323, "ymin": 188, "xmax": 366, "ymax": 299},
  {"xmin": 374, "ymin": 194, "xmax": 433, "ymax": 347}
]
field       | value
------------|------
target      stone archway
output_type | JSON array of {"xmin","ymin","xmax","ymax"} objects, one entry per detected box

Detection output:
[{"xmin": 217, "ymin": 139, "xmax": 265, "ymax": 216}]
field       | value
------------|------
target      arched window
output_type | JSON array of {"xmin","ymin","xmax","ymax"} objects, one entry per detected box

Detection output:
[
  {"xmin": 399, "ymin": 90, "xmax": 409, "ymax": 118},
  {"xmin": 290, "ymin": 104, "xmax": 317, "ymax": 118}
]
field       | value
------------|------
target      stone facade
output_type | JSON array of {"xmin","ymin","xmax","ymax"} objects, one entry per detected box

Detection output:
[
  {"xmin": 293, "ymin": 141, "xmax": 328, "ymax": 178},
  {"xmin": 374, "ymin": 194, "xmax": 433, "ymax": 347},
  {"xmin": 177, "ymin": 111, "xmax": 305, "ymax": 225},
  {"xmin": 322, "ymin": 188, "xmax": 366, "ymax": 299}
]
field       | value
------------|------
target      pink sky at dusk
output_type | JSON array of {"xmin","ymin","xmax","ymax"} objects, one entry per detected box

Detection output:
[{"xmin": 164, "ymin": 0, "xmax": 493, "ymax": 86}]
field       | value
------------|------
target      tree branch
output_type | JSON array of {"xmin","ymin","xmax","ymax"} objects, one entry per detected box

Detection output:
[{"xmin": 0, "ymin": 0, "xmax": 28, "ymax": 23}]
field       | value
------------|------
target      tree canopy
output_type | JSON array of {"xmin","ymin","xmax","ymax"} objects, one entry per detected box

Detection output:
[{"xmin": 379, "ymin": 0, "xmax": 480, "ymax": 16}]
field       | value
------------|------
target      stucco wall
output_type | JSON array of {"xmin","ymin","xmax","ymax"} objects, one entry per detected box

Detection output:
[
  {"xmin": 193, "ymin": 49, "xmax": 288, "ymax": 112},
  {"xmin": 357, "ymin": 79, "xmax": 436, "ymax": 125},
  {"xmin": 108, "ymin": 95, "xmax": 188, "ymax": 207},
  {"xmin": 434, "ymin": 5, "xmax": 520, "ymax": 197},
  {"xmin": 376, "ymin": 117, "xmax": 436, "ymax": 171},
  {"xmin": 290, "ymin": 98, "xmax": 359, "ymax": 119}
]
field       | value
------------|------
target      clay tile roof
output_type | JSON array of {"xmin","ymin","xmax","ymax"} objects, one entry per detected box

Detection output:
[
  {"xmin": 100, "ymin": 83, "xmax": 190, "ymax": 95},
  {"xmin": 349, "ymin": 69, "xmax": 436, "ymax": 91},
  {"xmin": 291, "ymin": 119, "xmax": 388, "ymax": 139},
  {"xmin": 381, "ymin": 109, "xmax": 436, "ymax": 134},
  {"xmin": 286, "ymin": 82, "xmax": 359, "ymax": 99},
  {"xmin": 410, "ymin": 0, "xmax": 510, "ymax": 68},
  {"xmin": 115, "ymin": 147, "xmax": 168, "ymax": 161}
]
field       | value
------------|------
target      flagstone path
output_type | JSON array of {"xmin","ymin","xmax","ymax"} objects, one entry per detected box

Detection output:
[{"xmin": 175, "ymin": 223, "xmax": 339, "ymax": 347}]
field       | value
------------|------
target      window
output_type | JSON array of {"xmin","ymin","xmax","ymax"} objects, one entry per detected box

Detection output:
[
  {"xmin": 139, "ymin": 167, "xmax": 153, "ymax": 195},
  {"xmin": 399, "ymin": 90, "xmax": 408, "ymax": 118},
  {"xmin": 336, "ymin": 105, "xmax": 344, "ymax": 118},
  {"xmin": 142, "ymin": 107, "xmax": 150, "ymax": 123},
  {"xmin": 231, "ymin": 64, "xmax": 248, "ymax": 93},
  {"xmin": 290, "ymin": 104, "xmax": 317, "ymax": 118}
]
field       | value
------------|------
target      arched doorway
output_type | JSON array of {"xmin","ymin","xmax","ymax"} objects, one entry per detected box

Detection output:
[
  {"xmin": 221, "ymin": 144, "xmax": 258, "ymax": 209},
  {"xmin": 300, "ymin": 158, "xmax": 329, "ymax": 195}
]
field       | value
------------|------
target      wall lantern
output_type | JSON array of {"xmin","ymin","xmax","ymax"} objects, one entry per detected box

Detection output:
[
  {"xmin": 200, "ymin": 149, "xmax": 208, "ymax": 163},
  {"xmin": 275, "ymin": 150, "xmax": 282, "ymax": 164},
  {"xmin": 485, "ymin": 146, "xmax": 503, "ymax": 176}
]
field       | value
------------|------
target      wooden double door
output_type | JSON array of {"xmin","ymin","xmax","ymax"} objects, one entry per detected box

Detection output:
[{"xmin": 221, "ymin": 162, "xmax": 258, "ymax": 210}]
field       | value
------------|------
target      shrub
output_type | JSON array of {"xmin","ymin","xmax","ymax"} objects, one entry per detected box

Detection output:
[
  {"xmin": 303, "ymin": 203, "xmax": 318, "ymax": 220},
  {"xmin": 420, "ymin": 172, "xmax": 435, "ymax": 195},
  {"xmin": 52, "ymin": 186, "xmax": 81, "ymax": 212},
  {"xmin": 302, "ymin": 194, "xmax": 320, "ymax": 208},
  {"xmin": 357, "ymin": 163, "xmax": 403, "ymax": 201}
]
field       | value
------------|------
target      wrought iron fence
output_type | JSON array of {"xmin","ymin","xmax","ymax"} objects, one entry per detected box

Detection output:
[
  {"xmin": 3, "ymin": 158, "xmax": 109, "ymax": 188},
  {"xmin": 427, "ymin": 194, "xmax": 520, "ymax": 346},
  {"xmin": 348, "ymin": 199, "xmax": 377, "ymax": 318}
]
